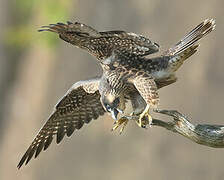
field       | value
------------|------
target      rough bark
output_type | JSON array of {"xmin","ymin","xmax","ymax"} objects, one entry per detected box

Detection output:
[{"xmin": 151, "ymin": 109, "xmax": 224, "ymax": 148}]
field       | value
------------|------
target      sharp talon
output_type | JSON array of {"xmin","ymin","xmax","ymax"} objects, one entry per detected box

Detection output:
[
  {"xmin": 111, "ymin": 125, "xmax": 118, "ymax": 132},
  {"xmin": 135, "ymin": 105, "xmax": 152, "ymax": 129},
  {"xmin": 119, "ymin": 120, "xmax": 128, "ymax": 134},
  {"xmin": 111, "ymin": 116, "xmax": 129, "ymax": 134}
]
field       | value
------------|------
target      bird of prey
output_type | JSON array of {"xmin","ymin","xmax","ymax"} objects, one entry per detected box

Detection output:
[{"xmin": 17, "ymin": 19, "xmax": 215, "ymax": 169}]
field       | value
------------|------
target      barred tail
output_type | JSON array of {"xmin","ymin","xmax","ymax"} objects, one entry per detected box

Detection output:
[
  {"xmin": 164, "ymin": 19, "xmax": 215, "ymax": 56},
  {"xmin": 164, "ymin": 19, "xmax": 215, "ymax": 71}
]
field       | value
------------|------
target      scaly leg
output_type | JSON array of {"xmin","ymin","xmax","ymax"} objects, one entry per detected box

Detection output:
[
  {"xmin": 112, "ymin": 104, "xmax": 152, "ymax": 133},
  {"xmin": 136, "ymin": 105, "xmax": 152, "ymax": 128}
]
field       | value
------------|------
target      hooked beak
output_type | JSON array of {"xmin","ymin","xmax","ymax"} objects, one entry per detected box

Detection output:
[
  {"xmin": 110, "ymin": 108, "xmax": 123, "ymax": 120},
  {"xmin": 111, "ymin": 108, "xmax": 119, "ymax": 120}
]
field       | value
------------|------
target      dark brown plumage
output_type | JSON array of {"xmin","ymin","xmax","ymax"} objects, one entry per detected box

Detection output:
[
  {"xmin": 18, "ymin": 19, "xmax": 215, "ymax": 169},
  {"xmin": 98, "ymin": 19, "xmax": 215, "ymax": 130},
  {"xmin": 17, "ymin": 78, "xmax": 105, "ymax": 169},
  {"xmin": 39, "ymin": 21, "xmax": 159, "ymax": 60}
]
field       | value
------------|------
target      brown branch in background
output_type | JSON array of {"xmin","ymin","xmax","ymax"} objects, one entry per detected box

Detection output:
[{"xmin": 152, "ymin": 109, "xmax": 224, "ymax": 148}]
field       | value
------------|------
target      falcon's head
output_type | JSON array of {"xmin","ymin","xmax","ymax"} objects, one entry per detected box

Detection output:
[{"xmin": 101, "ymin": 93, "xmax": 123, "ymax": 120}]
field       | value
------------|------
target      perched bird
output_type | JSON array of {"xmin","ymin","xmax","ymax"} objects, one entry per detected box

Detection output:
[
  {"xmin": 100, "ymin": 19, "xmax": 216, "ymax": 130},
  {"xmin": 17, "ymin": 19, "xmax": 215, "ymax": 169}
]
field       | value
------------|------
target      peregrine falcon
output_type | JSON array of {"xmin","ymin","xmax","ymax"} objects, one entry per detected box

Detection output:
[{"xmin": 17, "ymin": 19, "xmax": 215, "ymax": 169}]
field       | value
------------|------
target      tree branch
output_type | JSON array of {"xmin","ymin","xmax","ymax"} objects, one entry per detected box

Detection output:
[{"xmin": 151, "ymin": 109, "xmax": 224, "ymax": 148}]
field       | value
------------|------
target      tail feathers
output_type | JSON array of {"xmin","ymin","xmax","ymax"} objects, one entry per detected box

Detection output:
[
  {"xmin": 163, "ymin": 19, "xmax": 215, "ymax": 56},
  {"xmin": 177, "ymin": 44, "xmax": 199, "ymax": 62}
]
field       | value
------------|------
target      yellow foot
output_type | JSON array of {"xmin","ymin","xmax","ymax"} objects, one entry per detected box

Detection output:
[
  {"xmin": 111, "ymin": 117, "xmax": 129, "ymax": 134},
  {"xmin": 136, "ymin": 105, "xmax": 152, "ymax": 128}
]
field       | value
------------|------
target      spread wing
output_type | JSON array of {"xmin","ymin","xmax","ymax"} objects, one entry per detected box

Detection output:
[
  {"xmin": 17, "ymin": 78, "xmax": 105, "ymax": 169},
  {"xmin": 99, "ymin": 30, "xmax": 160, "ymax": 56},
  {"xmin": 38, "ymin": 21, "xmax": 159, "ymax": 59}
]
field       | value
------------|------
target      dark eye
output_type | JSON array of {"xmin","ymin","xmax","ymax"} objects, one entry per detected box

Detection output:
[
  {"xmin": 105, "ymin": 104, "xmax": 111, "ymax": 112},
  {"xmin": 106, "ymin": 104, "xmax": 111, "ymax": 109}
]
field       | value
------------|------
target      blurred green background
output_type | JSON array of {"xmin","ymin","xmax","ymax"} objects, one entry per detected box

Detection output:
[{"xmin": 1, "ymin": 0, "xmax": 224, "ymax": 180}]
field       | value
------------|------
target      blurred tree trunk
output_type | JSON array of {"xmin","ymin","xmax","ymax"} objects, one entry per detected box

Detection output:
[
  {"xmin": 0, "ymin": 45, "xmax": 56, "ymax": 179},
  {"xmin": 0, "ymin": 0, "xmax": 71, "ymax": 179},
  {"xmin": 0, "ymin": 0, "xmax": 20, "ymax": 141}
]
